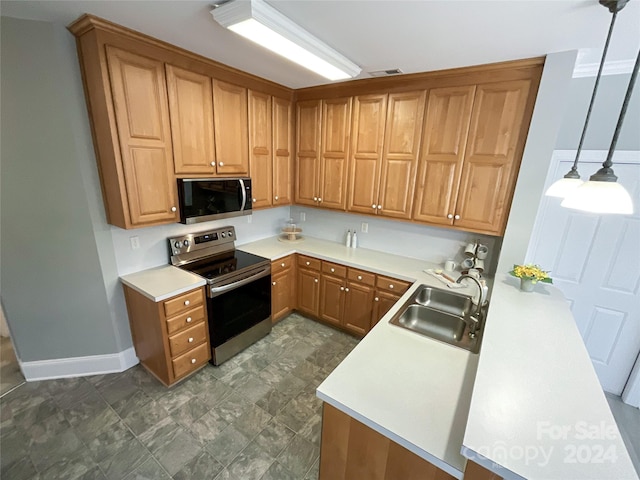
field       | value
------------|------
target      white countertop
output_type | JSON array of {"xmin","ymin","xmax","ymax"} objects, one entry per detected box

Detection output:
[
  {"xmin": 462, "ymin": 274, "xmax": 638, "ymax": 480},
  {"xmin": 120, "ymin": 265, "xmax": 206, "ymax": 302}
]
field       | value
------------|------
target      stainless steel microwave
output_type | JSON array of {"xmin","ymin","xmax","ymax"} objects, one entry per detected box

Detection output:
[{"xmin": 177, "ymin": 178, "xmax": 252, "ymax": 224}]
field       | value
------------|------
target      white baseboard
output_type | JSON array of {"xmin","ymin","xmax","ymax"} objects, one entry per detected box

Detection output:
[{"xmin": 20, "ymin": 347, "xmax": 139, "ymax": 381}]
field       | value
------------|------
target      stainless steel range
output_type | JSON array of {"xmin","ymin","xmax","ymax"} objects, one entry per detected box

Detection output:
[{"xmin": 169, "ymin": 226, "xmax": 271, "ymax": 365}]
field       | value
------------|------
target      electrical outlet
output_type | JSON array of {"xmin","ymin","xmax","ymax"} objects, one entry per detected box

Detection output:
[
  {"xmin": 247, "ymin": 214, "xmax": 252, "ymax": 224},
  {"xmin": 300, "ymin": 211, "xmax": 306, "ymax": 222},
  {"xmin": 361, "ymin": 222, "xmax": 368, "ymax": 233},
  {"xmin": 130, "ymin": 236, "xmax": 140, "ymax": 250}
]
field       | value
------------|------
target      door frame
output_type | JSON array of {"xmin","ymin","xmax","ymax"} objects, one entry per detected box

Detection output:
[{"xmin": 527, "ymin": 149, "xmax": 640, "ymax": 408}]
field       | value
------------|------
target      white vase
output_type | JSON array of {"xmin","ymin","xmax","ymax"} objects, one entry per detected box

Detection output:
[{"xmin": 520, "ymin": 277, "xmax": 535, "ymax": 292}]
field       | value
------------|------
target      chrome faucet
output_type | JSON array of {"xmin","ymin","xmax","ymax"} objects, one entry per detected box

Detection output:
[{"xmin": 455, "ymin": 274, "xmax": 487, "ymax": 336}]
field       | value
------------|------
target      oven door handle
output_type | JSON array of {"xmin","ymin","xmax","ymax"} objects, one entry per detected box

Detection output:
[
  {"xmin": 209, "ymin": 266, "xmax": 270, "ymax": 296},
  {"xmin": 239, "ymin": 178, "xmax": 247, "ymax": 212}
]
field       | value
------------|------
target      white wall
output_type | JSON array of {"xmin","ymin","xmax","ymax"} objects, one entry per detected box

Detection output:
[{"xmin": 497, "ymin": 51, "xmax": 579, "ymax": 274}]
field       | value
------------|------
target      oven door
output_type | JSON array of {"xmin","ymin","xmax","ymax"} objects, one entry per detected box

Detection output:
[{"xmin": 206, "ymin": 265, "xmax": 271, "ymax": 348}]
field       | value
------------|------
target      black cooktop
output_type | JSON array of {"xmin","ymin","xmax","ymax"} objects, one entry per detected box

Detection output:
[{"xmin": 179, "ymin": 250, "xmax": 269, "ymax": 281}]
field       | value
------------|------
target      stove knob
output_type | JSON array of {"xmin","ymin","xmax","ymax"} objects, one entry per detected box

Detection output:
[
  {"xmin": 227, "ymin": 230, "xmax": 233, "ymax": 237},
  {"xmin": 183, "ymin": 240, "xmax": 190, "ymax": 247},
  {"xmin": 221, "ymin": 232, "xmax": 226, "ymax": 238},
  {"xmin": 174, "ymin": 241, "xmax": 182, "ymax": 249}
]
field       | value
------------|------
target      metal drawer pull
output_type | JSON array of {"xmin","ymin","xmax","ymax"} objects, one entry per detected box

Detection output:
[
  {"xmin": 184, "ymin": 300, "xmax": 190, "ymax": 306},
  {"xmin": 186, "ymin": 317, "xmax": 192, "ymax": 323},
  {"xmin": 191, "ymin": 358, "xmax": 196, "ymax": 364},
  {"xmin": 188, "ymin": 337, "xmax": 194, "ymax": 343}
]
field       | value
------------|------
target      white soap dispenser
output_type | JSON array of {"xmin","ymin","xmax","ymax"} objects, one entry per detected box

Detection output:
[
  {"xmin": 351, "ymin": 229, "xmax": 358, "ymax": 248},
  {"xmin": 346, "ymin": 229, "xmax": 352, "ymax": 247}
]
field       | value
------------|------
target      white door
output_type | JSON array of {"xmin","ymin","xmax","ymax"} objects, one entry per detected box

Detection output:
[{"xmin": 528, "ymin": 151, "xmax": 640, "ymax": 396}]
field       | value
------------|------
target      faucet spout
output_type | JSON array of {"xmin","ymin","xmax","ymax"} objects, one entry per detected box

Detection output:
[{"xmin": 455, "ymin": 274, "xmax": 486, "ymax": 334}]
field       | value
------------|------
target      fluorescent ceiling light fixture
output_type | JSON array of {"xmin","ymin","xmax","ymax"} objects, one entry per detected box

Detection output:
[{"xmin": 210, "ymin": 0, "xmax": 361, "ymax": 81}]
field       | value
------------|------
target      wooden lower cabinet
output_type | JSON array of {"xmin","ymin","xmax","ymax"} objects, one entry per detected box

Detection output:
[
  {"xmin": 271, "ymin": 255, "xmax": 295, "ymax": 322},
  {"xmin": 297, "ymin": 256, "xmax": 321, "ymax": 317},
  {"xmin": 372, "ymin": 290, "xmax": 403, "ymax": 327},
  {"xmin": 123, "ymin": 285, "xmax": 210, "ymax": 386},
  {"xmin": 320, "ymin": 403, "xmax": 456, "ymax": 480},
  {"xmin": 343, "ymin": 278, "xmax": 375, "ymax": 336},
  {"xmin": 320, "ymin": 272, "xmax": 346, "ymax": 327}
]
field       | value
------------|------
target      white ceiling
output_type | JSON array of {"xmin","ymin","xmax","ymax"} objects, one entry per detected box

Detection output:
[{"xmin": 2, "ymin": 0, "xmax": 639, "ymax": 89}]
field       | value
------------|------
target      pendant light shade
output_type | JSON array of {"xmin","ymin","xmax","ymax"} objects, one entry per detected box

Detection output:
[
  {"xmin": 545, "ymin": 177, "xmax": 584, "ymax": 198},
  {"xmin": 561, "ymin": 180, "xmax": 633, "ymax": 214}
]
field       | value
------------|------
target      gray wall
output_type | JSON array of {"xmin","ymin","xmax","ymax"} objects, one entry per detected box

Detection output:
[
  {"xmin": 556, "ymin": 73, "xmax": 640, "ymax": 151},
  {"xmin": 497, "ymin": 51, "xmax": 579, "ymax": 274},
  {"xmin": 0, "ymin": 17, "xmax": 126, "ymax": 361}
]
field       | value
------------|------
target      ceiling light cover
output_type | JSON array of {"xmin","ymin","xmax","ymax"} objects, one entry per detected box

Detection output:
[
  {"xmin": 545, "ymin": 177, "xmax": 584, "ymax": 198},
  {"xmin": 211, "ymin": 0, "xmax": 361, "ymax": 81},
  {"xmin": 561, "ymin": 180, "xmax": 634, "ymax": 214}
]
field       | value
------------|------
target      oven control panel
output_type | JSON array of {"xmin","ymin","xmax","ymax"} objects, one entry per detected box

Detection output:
[{"xmin": 169, "ymin": 226, "xmax": 235, "ymax": 257}]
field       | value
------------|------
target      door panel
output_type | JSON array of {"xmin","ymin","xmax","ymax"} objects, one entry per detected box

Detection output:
[
  {"xmin": 343, "ymin": 281, "xmax": 375, "ymax": 337},
  {"xmin": 320, "ymin": 98, "xmax": 352, "ymax": 210},
  {"xmin": 529, "ymin": 156, "xmax": 640, "ymax": 395},
  {"xmin": 248, "ymin": 90, "xmax": 273, "ymax": 208},
  {"xmin": 273, "ymin": 97, "xmax": 293, "ymax": 205},
  {"xmin": 297, "ymin": 268, "xmax": 320, "ymax": 317},
  {"xmin": 320, "ymin": 274, "xmax": 345, "ymax": 327},
  {"xmin": 414, "ymin": 86, "xmax": 475, "ymax": 225},
  {"xmin": 348, "ymin": 94, "xmax": 387, "ymax": 215},
  {"xmin": 295, "ymin": 100, "xmax": 322, "ymax": 206},
  {"xmin": 212, "ymin": 79, "xmax": 249, "ymax": 175},
  {"xmin": 379, "ymin": 91, "xmax": 426, "ymax": 219}
]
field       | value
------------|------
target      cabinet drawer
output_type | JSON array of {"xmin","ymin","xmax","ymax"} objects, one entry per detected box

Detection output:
[
  {"xmin": 163, "ymin": 289, "xmax": 203, "ymax": 318},
  {"xmin": 166, "ymin": 305, "xmax": 206, "ymax": 335},
  {"xmin": 169, "ymin": 321, "xmax": 207, "ymax": 357},
  {"xmin": 347, "ymin": 268, "xmax": 375, "ymax": 286},
  {"xmin": 297, "ymin": 255, "xmax": 321, "ymax": 271},
  {"xmin": 272, "ymin": 255, "xmax": 294, "ymax": 274},
  {"xmin": 322, "ymin": 261, "xmax": 347, "ymax": 277},
  {"xmin": 172, "ymin": 342, "xmax": 209, "ymax": 379},
  {"xmin": 376, "ymin": 275, "xmax": 411, "ymax": 293}
]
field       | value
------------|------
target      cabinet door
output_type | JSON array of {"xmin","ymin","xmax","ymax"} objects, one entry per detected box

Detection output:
[
  {"xmin": 372, "ymin": 290, "xmax": 402, "ymax": 328},
  {"xmin": 212, "ymin": 79, "xmax": 249, "ymax": 175},
  {"xmin": 297, "ymin": 267, "xmax": 320, "ymax": 317},
  {"xmin": 348, "ymin": 94, "xmax": 387, "ymax": 215},
  {"xmin": 319, "ymin": 97, "xmax": 352, "ymax": 210},
  {"xmin": 106, "ymin": 47, "xmax": 178, "ymax": 226},
  {"xmin": 272, "ymin": 267, "xmax": 293, "ymax": 322},
  {"xmin": 378, "ymin": 91, "xmax": 426, "ymax": 219},
  {"xmin": 413, "ymin": 86, "xmax": 475, "ymax": 225},
  {"xmin": 295, "ymin": 100, "xmax": 322, "ymax": 206},
  {"xmin": 455, "ymin": 80, "xmax": 532, "ymax": 235},
  {"xmin": 273, "ymin": 97, "xmax": 293, "ymax": 206},
  {"xmin": 320, "ymin": 273, "xmax": 345, "ymax": 327},
  {"xmin": 166, "ymin": 65, "xmax": 215, "ymax": 175},
  {"xmin": 343, "ymin": 281, "xmax": 375, "ymax": 337},
  {"xmin": 248, "ymin": 90, "xmax": 273, "ymax": 209}
]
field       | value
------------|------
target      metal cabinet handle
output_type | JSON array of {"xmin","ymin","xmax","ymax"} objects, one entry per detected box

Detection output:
[{"xmin": 186, "ymin": 317, "xmax": 192, "ymax": 323}]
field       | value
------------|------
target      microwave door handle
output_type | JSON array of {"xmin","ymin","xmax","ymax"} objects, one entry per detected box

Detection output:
[{"xmin": 239, "ymin": 179, "xmax": 247, "ymax": 211}]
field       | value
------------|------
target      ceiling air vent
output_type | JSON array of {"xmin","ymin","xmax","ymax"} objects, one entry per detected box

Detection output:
[{"xmin": 368, "ymin": 68, "xmax": 403, "ymax": 77}]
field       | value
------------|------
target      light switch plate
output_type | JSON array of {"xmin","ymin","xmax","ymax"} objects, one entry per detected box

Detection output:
[
  {"xmin": 361, "ymin": 222, "xmax": 368, "ymax": 233},
  {"xmin": 300, "ymin": 212, "xmax": 306, "ymax": 222},
  {"xmin": 130, "ymin": 236, "xmax": 140, "ymax": 250}
]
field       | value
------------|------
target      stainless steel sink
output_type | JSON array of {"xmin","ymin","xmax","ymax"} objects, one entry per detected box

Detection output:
[{"xmin": 389, "ymin": 285, "xmax": 484, "ymax": 353}]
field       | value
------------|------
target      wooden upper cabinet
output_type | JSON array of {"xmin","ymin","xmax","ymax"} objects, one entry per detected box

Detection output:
[
  {"xmin": 348, "ymin": 94, "xmax": 387, "ymax": 215},
  {"xmin": 165, "ymin": 65, "xmax": 216, "ymax": 175},
  {"xmin": 295, "ymin": 100, "xmax": 322, "ymax": 206},
  {"xmin": 248, "ymin": 90, "xmax": 273, "ymax": 209},
  {"xmin": 378, "ymin": 91, "xmax": 426, "ymax": 219},
  {"xmin": 212, "ymin": 79, "xmax": 249, "ymax": 175},
  {"xmin": 106, "ymin": 47, "xmax": 179, "ymax": 226},
  {"xmin": 454, "ymin": 80, "xmax": 532, "ymax": 235},
  {"xmin": 319, "ymin": 97, "xmax": 352, "ymax": 210},
  {"xmin": 272, "ymin": 97, "xmax": 293, "ymax": 206},
  {"xmin": 413, "ymin": 86, "xmax": 476, "ymax": 225}
]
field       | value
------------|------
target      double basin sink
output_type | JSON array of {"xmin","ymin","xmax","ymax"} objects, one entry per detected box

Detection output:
[{"xmin": 389, "ymin": 285, "xmax": 484, "ymax": 353}]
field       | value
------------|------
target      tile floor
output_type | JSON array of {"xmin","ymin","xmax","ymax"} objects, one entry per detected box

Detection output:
[
  {"xmin": 0, "ymin": 313, "xmax": 359, "ymax": 480},
  {"xmin": 1, "ymin": 336, "xmax": 25, "ymax": 396}
]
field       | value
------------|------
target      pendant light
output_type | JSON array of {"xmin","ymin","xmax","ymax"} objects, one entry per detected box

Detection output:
[
  {"xmin": 545, "ymin": 0, "xmax": 622, "ymax": 198},
  {"xmin": 561, "ymin": 0, "xmax": 636, "ymax": 215},
  {"xmin": 562, "ymin": 49, "xmax": 637, "ymax": 214}
]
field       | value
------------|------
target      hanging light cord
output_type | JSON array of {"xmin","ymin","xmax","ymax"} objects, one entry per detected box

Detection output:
[
  {"xmin": 565, "ymin": 8, "xmax": 619, "ymax": 179},
  {"xmin": 593, "ymin": 49, "xmax": 640, "ymax": 179}
]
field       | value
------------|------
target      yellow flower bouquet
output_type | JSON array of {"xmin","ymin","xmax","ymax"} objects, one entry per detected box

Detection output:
[{"xmin": 509, "ymin": 264, "xmax": 553, "ymax": 284}]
